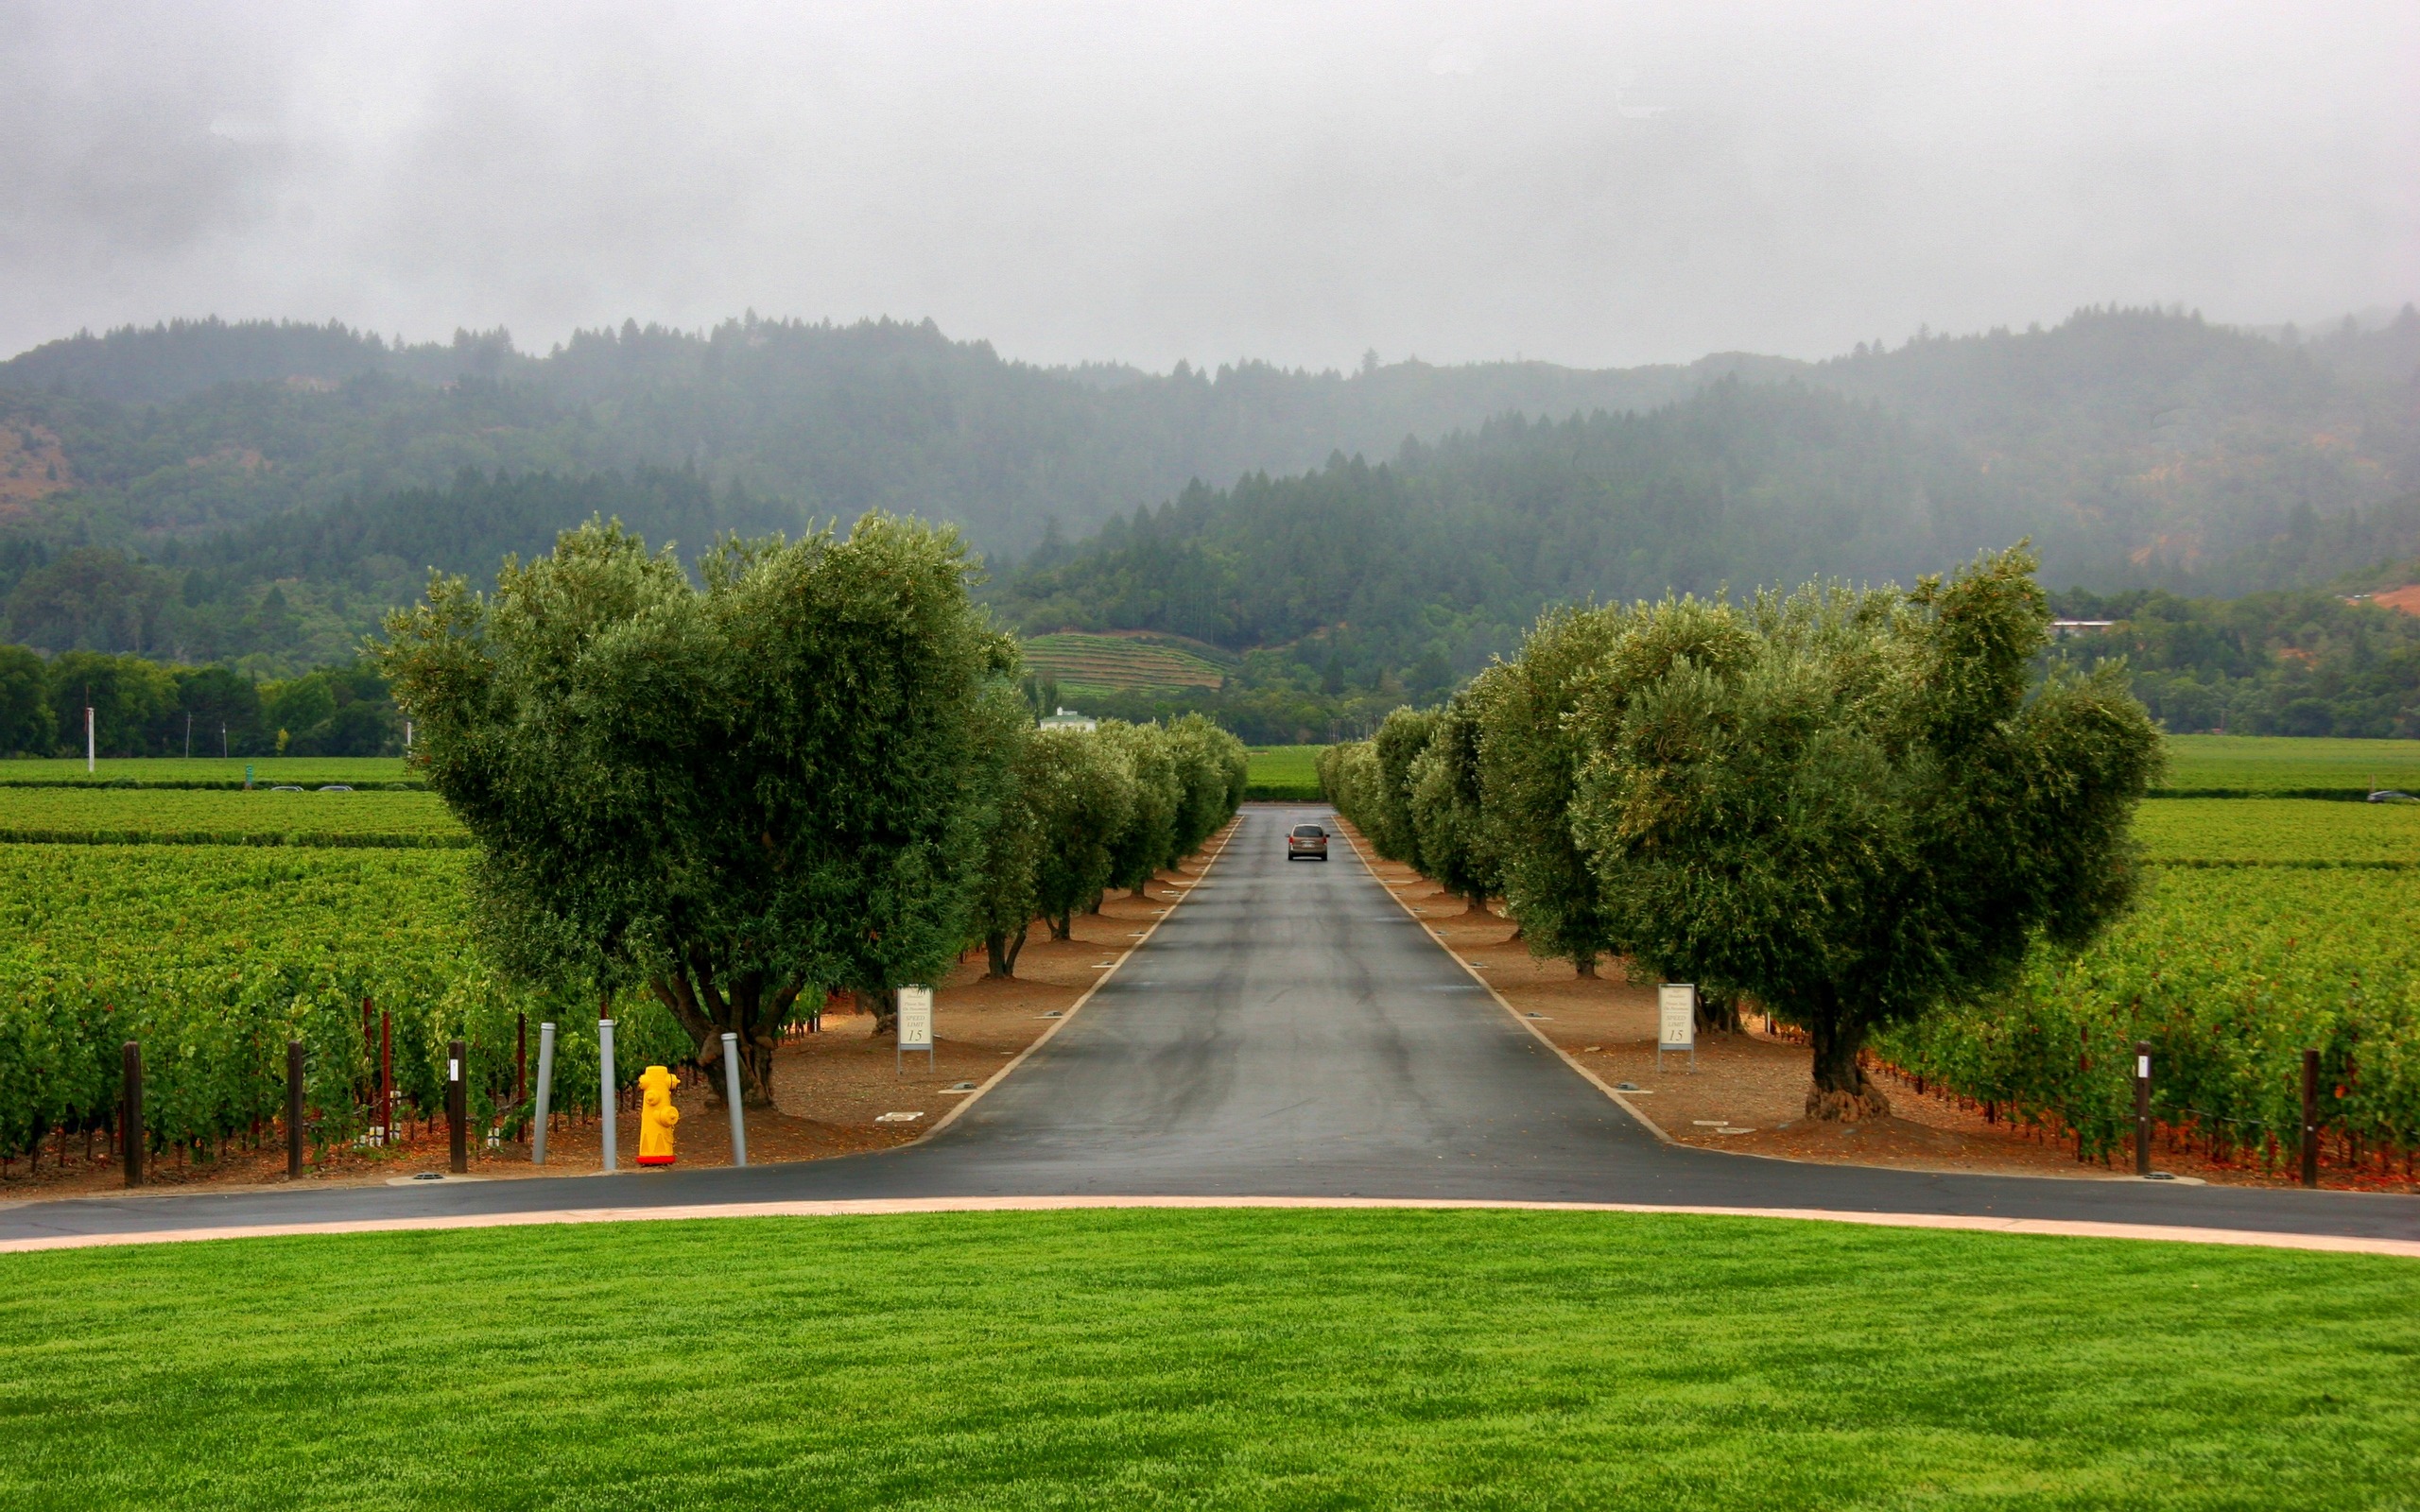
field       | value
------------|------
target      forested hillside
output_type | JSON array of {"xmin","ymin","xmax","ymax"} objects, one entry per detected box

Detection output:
[{"xmin": 2, "ymin": 304, "xmax": 2416, "ymax": 711}]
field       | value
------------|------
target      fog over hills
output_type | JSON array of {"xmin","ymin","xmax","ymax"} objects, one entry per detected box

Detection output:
[{"xmin": 1, "ymin": 303, "xmax": 2415, "ymax": 703}]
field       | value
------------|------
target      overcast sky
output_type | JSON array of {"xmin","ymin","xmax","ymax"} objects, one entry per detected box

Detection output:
[{"xmin": 2, "ymin": 1, "xmax": 2413, "ymax": 372}]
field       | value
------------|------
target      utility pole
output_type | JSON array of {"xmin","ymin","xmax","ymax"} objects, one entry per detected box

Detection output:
[
  {"xmin": 86, "ymin": 703, "xmax": 95, "ymax": 773},
  {"xmin": 185, "ymin": 713, "xmax": 193, "ymax": 759}
]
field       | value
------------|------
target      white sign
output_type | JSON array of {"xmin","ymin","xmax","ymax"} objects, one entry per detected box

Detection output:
[
  {"xmin": 1657, "ymin": 985, "xmax": 1697, "ymax": 1050},
  {"xmin": 897, "ymin": 987, "xmax": 934, "ymax": 1050}
]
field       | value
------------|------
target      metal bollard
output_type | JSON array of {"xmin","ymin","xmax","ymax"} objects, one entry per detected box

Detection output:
[
  {"xmin": 2134, "ymin": 1040, "xmax": 2152, "ymax": 1178},
  {"xmin": 720, "ymin": 1032, "xmax": 749, "ymax": 1167},
  {"xmin": 599, "ymin": 1017, "xmax": 618, "ymax": 1172},
  {"xmin": 531, "ymin": 1022, "xmax": 557, "ymax": 1165},
  {"xmin": 122, "ymin": 1040, "xmax": 144, "ymax": 1188},
  {"xmin": 2300, "ymin": 1047, "xmax": 2321, "ymax": 1188},
  {"xmin": 447, "ymin": 1038, "xmax": 468, "ymax": 1174},
  {"xmin": 287, "ymin": 1039, "xmax": 305, "ymax": 1178}
]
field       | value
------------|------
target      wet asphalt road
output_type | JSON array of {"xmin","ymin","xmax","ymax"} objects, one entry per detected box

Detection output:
[{"xmin": 5, "ymin": 805, "xmax": 2414, "ymax": 1245}]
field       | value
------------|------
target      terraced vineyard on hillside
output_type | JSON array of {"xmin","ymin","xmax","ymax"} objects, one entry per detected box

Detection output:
[{"xmin": 1022, "ymin": 633, "xmax": 1227, "ymax": 693}]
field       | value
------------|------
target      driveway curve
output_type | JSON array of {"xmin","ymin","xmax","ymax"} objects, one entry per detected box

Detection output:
[{"xmin": 5, "ymin": 805, "xmax": 2414, "ymax": 1246}]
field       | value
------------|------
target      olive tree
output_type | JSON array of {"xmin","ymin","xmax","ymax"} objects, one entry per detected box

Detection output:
[
  {"xmin": 1572, "ymin": 547, "xmax": 2161, "ymax": 1120},
  {"xmin": 1166, "ymin": 713, "xmax": 1245, "ymax": 860},
  {"xmin": 965, "ymin": 686, "xmax": 1044, "ymax": 978},
  {"xmin": 1362, "ymin": 706, "xmax": 1437, "ymax": 867},
  {"xmin": 1477, "ymin": 603, "xmax": 1633, "ymax": 976},
  {"xmin": 1103, "ymin": 719, "xmax": 1181, "ymax": 898},
  {"xmin": 1029, "ymin": 726, "xmax": 1137, "ymax": 939},
  {"xmin": 1407, "ymin": 678, "xmax": 1504, "ymax": 915},
  {"xmin": 378, "ymin": 513, "xmax": 1013, "ymax": 1103}
]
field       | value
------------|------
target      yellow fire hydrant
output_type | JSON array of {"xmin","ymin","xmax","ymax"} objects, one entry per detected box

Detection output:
[{"xmin": 636, "ymin": 1065, "xmax": 680, "ymax": 1166}]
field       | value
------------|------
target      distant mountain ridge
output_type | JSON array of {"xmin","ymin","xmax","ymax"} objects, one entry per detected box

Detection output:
[{"xmin": 2, "ymin": 303, "xmax": 2416, "ymax": 678}]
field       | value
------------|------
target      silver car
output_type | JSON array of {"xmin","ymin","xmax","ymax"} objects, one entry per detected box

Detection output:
[{"xmin": 1287, "ymin": 823, "xmax": 1330, "ymax": 861}]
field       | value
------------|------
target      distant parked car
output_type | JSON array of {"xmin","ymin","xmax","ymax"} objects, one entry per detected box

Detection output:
[
  {"xmin": 1287, "ymin": 823, "xmax": 1329, "ymax": 862},
  {"xmin": 269, "ymin": 785, "xmax": 304, "ymax": 793},
  {"xmin": 318, "ymin": 785, "xmax": 354, "ymax": 793}
]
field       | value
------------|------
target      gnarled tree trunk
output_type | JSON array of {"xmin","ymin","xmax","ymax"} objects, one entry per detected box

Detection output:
[
  {"xmin": 986, "ymin": 925, "xmax": 1029, "ymax": 978},
  {"xmin": 1806, "ymin": 1008, "xmax": 1890, "ymax": 1121}
]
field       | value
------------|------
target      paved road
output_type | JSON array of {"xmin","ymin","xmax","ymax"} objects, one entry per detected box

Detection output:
[{"xmin": 5, "ymin": 805, "xmax": 2414, "ymax": 1245}]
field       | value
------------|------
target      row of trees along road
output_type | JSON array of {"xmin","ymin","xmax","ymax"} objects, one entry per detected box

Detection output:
[
  {"xmin": 1323, "ymin": 546, "xmax": 2163, "ymax": 1121},
  {"xmin": 379, "ymin": 514, "xmax": 1245, "ymax": 1106}
]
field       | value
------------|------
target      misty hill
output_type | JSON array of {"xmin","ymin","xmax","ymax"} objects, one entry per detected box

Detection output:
[
  {"xmin": 0, "ymin": 313, "xmax": 1767, "ymax": 561},
  {"xmin": 3, "ymin": 304, "xmax": 2417, "ymax": 679}
]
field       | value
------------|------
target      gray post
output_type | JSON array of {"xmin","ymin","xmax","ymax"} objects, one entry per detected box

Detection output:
[
  {"xmin": 598, "ymin": 1017, "xmax": 618, "ymax": 1172},
  {"xmin": 720, "ymin": 1032, "xmax": 749, "ymax": 1167},
  {"xmin": 531, "ymin": 1021, "xmax": 557, "ymax": 1165},
  {"xmin": 2134, "ymin": 1040, "xmax": 2152, "ymax": 1178}
]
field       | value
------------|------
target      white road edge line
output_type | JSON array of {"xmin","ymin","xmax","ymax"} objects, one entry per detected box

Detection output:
[
  {"xmin": 1333, "ymin": 822, "xmax": 1677, "ymax": 1143},
  {"xmin": 4, "ymin": 1194, "xmax": 2413, "ymax": 1258},
  {"xmin": 911, "ymin": 814, "xmax": 1245, "ymax": 1143}
]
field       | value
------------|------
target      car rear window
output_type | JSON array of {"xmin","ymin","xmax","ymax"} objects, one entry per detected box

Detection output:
[{"xmin": 1291, "ymin": 825, "xmax": 1326, "ymax": 838}]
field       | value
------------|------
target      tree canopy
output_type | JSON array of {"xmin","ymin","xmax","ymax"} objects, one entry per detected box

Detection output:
[{"xmin": 376, "ymin": 512, "xmax": 1015, "ymax": 1103}]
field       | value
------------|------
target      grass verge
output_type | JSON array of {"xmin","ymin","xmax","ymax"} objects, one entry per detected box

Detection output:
[{"xmin": 2, "ymin": 1208, "xmax": 2412, "ymax": 1509}]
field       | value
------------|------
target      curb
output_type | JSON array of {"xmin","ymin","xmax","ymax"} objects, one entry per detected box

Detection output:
[{"xmin": 5, "ymin": 1194, "xmax": 2413, "ymax": 1259}]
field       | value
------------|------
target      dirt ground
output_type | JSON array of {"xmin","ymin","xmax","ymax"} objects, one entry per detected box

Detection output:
[
  {"xmin": 0, "ymin": 826, "xmax": 1236, "ymax": 1204},
  {"xmin": 1338, "ymin": 821, "xmax": 2417, "ymax": 1194}
]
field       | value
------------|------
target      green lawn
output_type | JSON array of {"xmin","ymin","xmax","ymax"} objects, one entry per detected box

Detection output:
[
  {"xmin": 2162, "ymin": 735, "xmax": 2420, "ymax": 795},
  {"xmin": 3, "ymin": 1210, "xmax": 2412, "ymax": 1509}
]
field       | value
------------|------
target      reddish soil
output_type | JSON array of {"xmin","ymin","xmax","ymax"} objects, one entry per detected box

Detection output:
[
  {"xmin": 0, "ymin": 827, "xmax": 1235, "ymax": 1205},
  {"xmin": 2366, "ymin": 584, "xmax": 2420, "ymax": 617},
  {"xmin": 1340, "ymin": 822, "xmax": 2418, "ymax": 1194}
]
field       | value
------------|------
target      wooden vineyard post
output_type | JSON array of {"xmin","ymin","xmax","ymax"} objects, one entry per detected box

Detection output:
[
  {"xmin": 2300, "ymin": 1048, "xmax": 2321, "ymax": 1189},
  {"xmin": 448, "ymin": 1039, "xmax": 468, "ymax": 1174},
  {"xmin": 2134, "ymin": 1040, "xmax": 2152, "ymax": 1178},
  {"xmin": 286, "ymin": 1040, "xmax": 305, "ymax": 1178},
  {"xmin": 121, "ymin": 1040, "xmax": 144, "ymax": 1188}
]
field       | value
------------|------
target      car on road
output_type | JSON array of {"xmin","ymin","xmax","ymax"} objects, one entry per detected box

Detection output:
[{"xmin": 1287, "ymin": 823, "xmax": 1329, "ymax": 861}]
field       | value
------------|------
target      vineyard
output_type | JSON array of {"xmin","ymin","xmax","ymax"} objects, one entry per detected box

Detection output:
[
  {"xmin": 0, "ymin": 756, "xmax": 422, "ymax": 790},
  {"xmin": 2158, "ymin": 734, "xmax": 2420, "ymax": 796},
  {"xmin": 0, "ymin": 844, "xmax": 689, "ymax": 1172},
  {"xmin": 1875, "ymin": 864, "xmax": 2420, "ymax": 1177},
  {"xmin": 1021, "ymin": 633, "xmax": 1227, "ymax": 693},
  {"xmin": 1245, "ymin": 745, "xmax": 1323, "ymax": 800},
  {"xmin": 2133, "ymin": 797, "xmax": 2420, "ymax": 866},
  {"xmin": 0, "ymin": 786, "xmax": 468, "ymax": 847}
]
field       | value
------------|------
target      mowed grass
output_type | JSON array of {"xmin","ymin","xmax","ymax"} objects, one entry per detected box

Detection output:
[
  {"xmin": 2135, "ymin": 797, "xmax": 2420, "ymax": 865},
  {"xmin": 2162, "ymin": 735, "xmax": 2420, "ymax": 794},
  {"xmin": 0, "ymin": 784, "xmax": 464, "ymax": 842},
  {"xmin": 3, "ymin": 1210, "xmax": 2413, "ymax": 1510},
  {"xmin": 0, "ymin": 756, "xmax": 415, "ymax": 786}
]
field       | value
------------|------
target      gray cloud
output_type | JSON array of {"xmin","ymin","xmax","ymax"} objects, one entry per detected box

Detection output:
[{"xmin": 0, "ymin": 0, "xmax": 2411, "ymax": 368}]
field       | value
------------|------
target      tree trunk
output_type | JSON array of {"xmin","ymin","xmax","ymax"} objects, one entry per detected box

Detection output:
[
  {"xmin": 1575, "ymin": 954, "xmax": 1597, "ymax": 979},
  {"xmin": 1049, "ymin": 912, "xmax": 1072, "ymax": 941},
  {"xmin": 1696, "ymin": 990, "xmax": 1743, "ymax": 1036},
  {"xmin": 651, "ymin": 962, "xmax": 786, "ymax": 1108},
  {"xmin": 986, "ymin": 931, "xmax": 1013, "ymax": 978},
  {"xmin": 1458, "ymin": 892, "xmax": 1494, "ymax": 918},
  {"xmin": 859, "ymin": 987, "xmax": 899, "ymax": 1037},
  {"xmin": 1005, "ymin": 925, "xmax": 1028, "ymax": 975},
  {"xmin": 1806, "ymin": 1010, "xmax": 1891, "ymax": 1121},
  {"xmin": 1129, "ymin": 883, "xmax": 1152, "ymax": 901}
]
